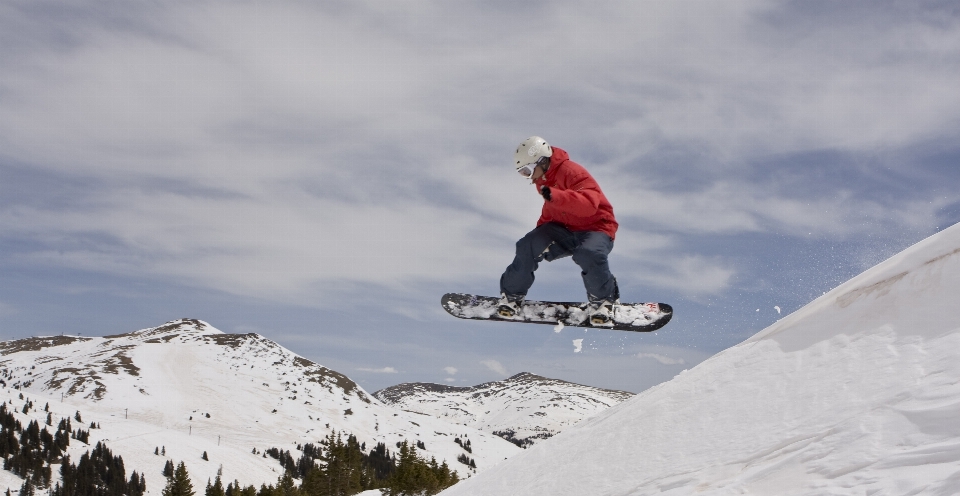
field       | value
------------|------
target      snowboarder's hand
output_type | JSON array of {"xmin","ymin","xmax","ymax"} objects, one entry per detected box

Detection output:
[{"xmin": 540, "ymin": 186, "xmax": 552, "ymax": 202}]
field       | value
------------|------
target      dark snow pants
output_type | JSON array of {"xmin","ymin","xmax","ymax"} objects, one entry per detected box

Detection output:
[{"xmin": 500, "ymin": 222, "xmax": 619, "ymax": 303}]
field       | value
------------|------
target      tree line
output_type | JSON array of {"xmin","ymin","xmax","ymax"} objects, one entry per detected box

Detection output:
[
  {"xmin": 3, "ymin": 398, "xmax": 461, "ymax": 496},
  {"xmin": 158, "ymin": 432, "xmax": 459, "ymax": 496},
  {"xmin": 255, "ymin": 432, "xmax": 459, "ymax": 496},
  {"xmin": 1, "ymin": 402, "xmax": 144, "ymax": 496}
]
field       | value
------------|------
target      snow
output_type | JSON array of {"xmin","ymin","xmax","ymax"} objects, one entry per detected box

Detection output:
[
  {"xmin": 6, "ymin": 225, "xmax": 960, "ymax": 495},
  {"xmin": 441, "ymin": 223, "xmax": 960, "ymax": 495},
  {"xmin": 0, "ymin": 320, "xmax": 520, "ymax": 494},
  {"xmin": 373, "ymin": 373, "xmax": 632, "ymax": 449},
  {"xmin": 572, "ymin": 339, "xmax": 583, "ymax": 353}
]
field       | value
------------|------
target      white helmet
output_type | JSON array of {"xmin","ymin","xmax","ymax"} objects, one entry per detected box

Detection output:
[{"xmin": 514, "ymin": 136, "xmax": 553, "ymax": 171}]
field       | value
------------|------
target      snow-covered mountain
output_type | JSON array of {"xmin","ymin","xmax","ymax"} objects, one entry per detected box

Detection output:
[
  {"xmin": 442, "ymin": 224, "xmax": 960, "ymax": 495},
  {"xmin": 374, "ymin": 372, "xmax": 633, "ymax": 448},
  {"xmin": 0, "ymin": 319, "xmax": 520, "ymax": 493}
]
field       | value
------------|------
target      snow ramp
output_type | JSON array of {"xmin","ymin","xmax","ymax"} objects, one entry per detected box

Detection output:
[{"xmin": 441, "ymin": 223, "xmax": 960, "ymax": 496}]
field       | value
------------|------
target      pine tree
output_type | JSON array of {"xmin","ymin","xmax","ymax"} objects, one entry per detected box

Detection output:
[
  {"xmin": 19, "ymin": 479, "xmax": 35, "ymax": 496},
  {"xmin": 364, "ymin": 442, "xmax": 395, "ymax": 482},
  {"xmin": 434, "ymin": 459, "xmax": 456, "ymax": 490},
  {"xmin": 321, "ymin": 432, "xmax": 363, "ymax": 495},
  {"xmin": 163, "ymin": 462, "xmax": 195, "ymax": 496},
  {"xmin": 384, "ymin": 441, "xmax": 458, "ymax": 496},
  {"xmin": 130, "ymin": 471, "xmax": 146, "ymax": 496},
  {"xmin": 387, "ymin": 441, "xmax": 435, "ymax": 496},
  {"xmin": 295, "ymin": 432, "xmax": 371, "ymax": 496},
  {"xmin": 206, "ymin": 475, "xmax": 225, "ymax": 496},
  {"xmin": 275, "ymin": 473, "xmax": 296, "ymax": 496}
]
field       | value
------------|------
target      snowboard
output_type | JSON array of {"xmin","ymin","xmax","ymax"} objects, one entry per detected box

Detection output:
[{"xmin": 441, "ymin": 293, "xmax": 673, "ymax": 332}]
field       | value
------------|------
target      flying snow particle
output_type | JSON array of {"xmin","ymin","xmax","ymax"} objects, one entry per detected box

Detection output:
[
  {"xmin": 572, "ymin": 339, "xmax": 583, "ymax": 353},
  {"xmin": 774, "ymin": 306, "xmax": 781, "ymax": 314},
  {"xmin": 554, "ymin": 321, "xmax": 564, "ymax": 333}
]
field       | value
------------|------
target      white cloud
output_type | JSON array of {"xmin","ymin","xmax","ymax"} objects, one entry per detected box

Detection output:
[
  {"xmin": 636, "ymin": 353, "xmax": 686, "ymax": 366},
  {"xmin": 357, "ymin": 367, "xmax": 398, "ymax": 374},
  {"xmin": 609, "ymin": 181, "xmax": 947, "ymax": 239},
  {"xmin": 0, "ymin": 1, "xmax": 955, "ymax": 310},
  {"xmin": 444, "ymin": 366, "xmax": 458, "ymax": 376},
  {"xmin": 645, "ymin": 255, "xmax": 736, "ymax": 295},
  {"xmin": 0, "ymin": 187, "xmax": 512, "ymax": 305},
  {"xmin": 480, "ymin": 360, "xmax": 508, "ymax": 377}
]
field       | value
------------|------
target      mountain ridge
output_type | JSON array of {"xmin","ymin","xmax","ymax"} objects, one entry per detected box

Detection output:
[
  {"xmin": 374, "ymin": 371, "xmax": 633, "ymax": 448},
  {"xmin": 0, "ymin": 318, "xmax": 521, "ymax": 493},
  {"xmin": 375, "ymin": 372, "xmax": 633, "ymax": 401}
]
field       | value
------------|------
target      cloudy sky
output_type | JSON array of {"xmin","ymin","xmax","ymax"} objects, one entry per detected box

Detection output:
[{"xmin": 2, "ymin": 0, "xmax": 959, "ymax": 394}]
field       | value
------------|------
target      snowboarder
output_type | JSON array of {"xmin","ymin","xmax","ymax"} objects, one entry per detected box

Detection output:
[{"xmin": 498, "ymin": 136, "xmax": 620, "ymax": 325}]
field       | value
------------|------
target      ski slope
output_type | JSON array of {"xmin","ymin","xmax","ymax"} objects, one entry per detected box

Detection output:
[{"xmin": 442, "ymin": 223, "xmax": 960, "ymax": 495}]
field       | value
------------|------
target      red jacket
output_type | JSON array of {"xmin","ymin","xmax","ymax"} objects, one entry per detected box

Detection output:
[{"xmin": 533, "ymin": 147, "xmax": 618, "ymax": 240}]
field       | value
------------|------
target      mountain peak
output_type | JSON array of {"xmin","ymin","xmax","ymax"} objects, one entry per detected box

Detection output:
[
  {"xmin": 113, "ymin": 318, "xmax": 221, "ymax": 341},
  {"xmin": 506, "ymin": 371, "xmax": 542, "ymax": 381}
]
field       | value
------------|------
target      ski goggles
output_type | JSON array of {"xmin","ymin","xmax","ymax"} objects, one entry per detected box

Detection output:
[
  {"xmin": 516, "ymin": 156, "xmax": 549, "ymax": 178},
  {"xmin": 516, "ymin": 163, "xmax": 537, "ymax": 178}
]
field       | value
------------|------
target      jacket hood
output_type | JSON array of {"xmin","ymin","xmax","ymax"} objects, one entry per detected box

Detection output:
[{"xmin": 545, "ymin": 147, "xmax": 569, "ymax": 181}]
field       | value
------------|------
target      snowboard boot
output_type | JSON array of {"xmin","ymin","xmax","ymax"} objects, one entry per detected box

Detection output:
[
  {"xmin": 589, "ymin": 300, "xmax": 617, "ymax": 326},
  {"xmin": 497, "ymin": 293, "xmax": 524, "ymax": 319}
]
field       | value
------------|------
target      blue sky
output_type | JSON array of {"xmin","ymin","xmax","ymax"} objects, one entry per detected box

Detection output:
[{"xmin": 2, "ymin": 0, "xmax": 959, "ymax": 394}]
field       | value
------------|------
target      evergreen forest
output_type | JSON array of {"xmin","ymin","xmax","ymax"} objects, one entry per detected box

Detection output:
[
  {"xmin": 234, "ymin": 433, "xmax": 458, "ymax": 496},
  {"xmin": 4, "ymin": 399, "xmax": 460, "ymax": 496},
  {"xmin": 1, "ymin": 402, "xmax": 145, "ymax": 496}
]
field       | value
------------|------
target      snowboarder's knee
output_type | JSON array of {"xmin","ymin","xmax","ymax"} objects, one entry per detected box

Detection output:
[{"xmin": 573, "ymin": 247, "xmax": 608, "ymax": 266}]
